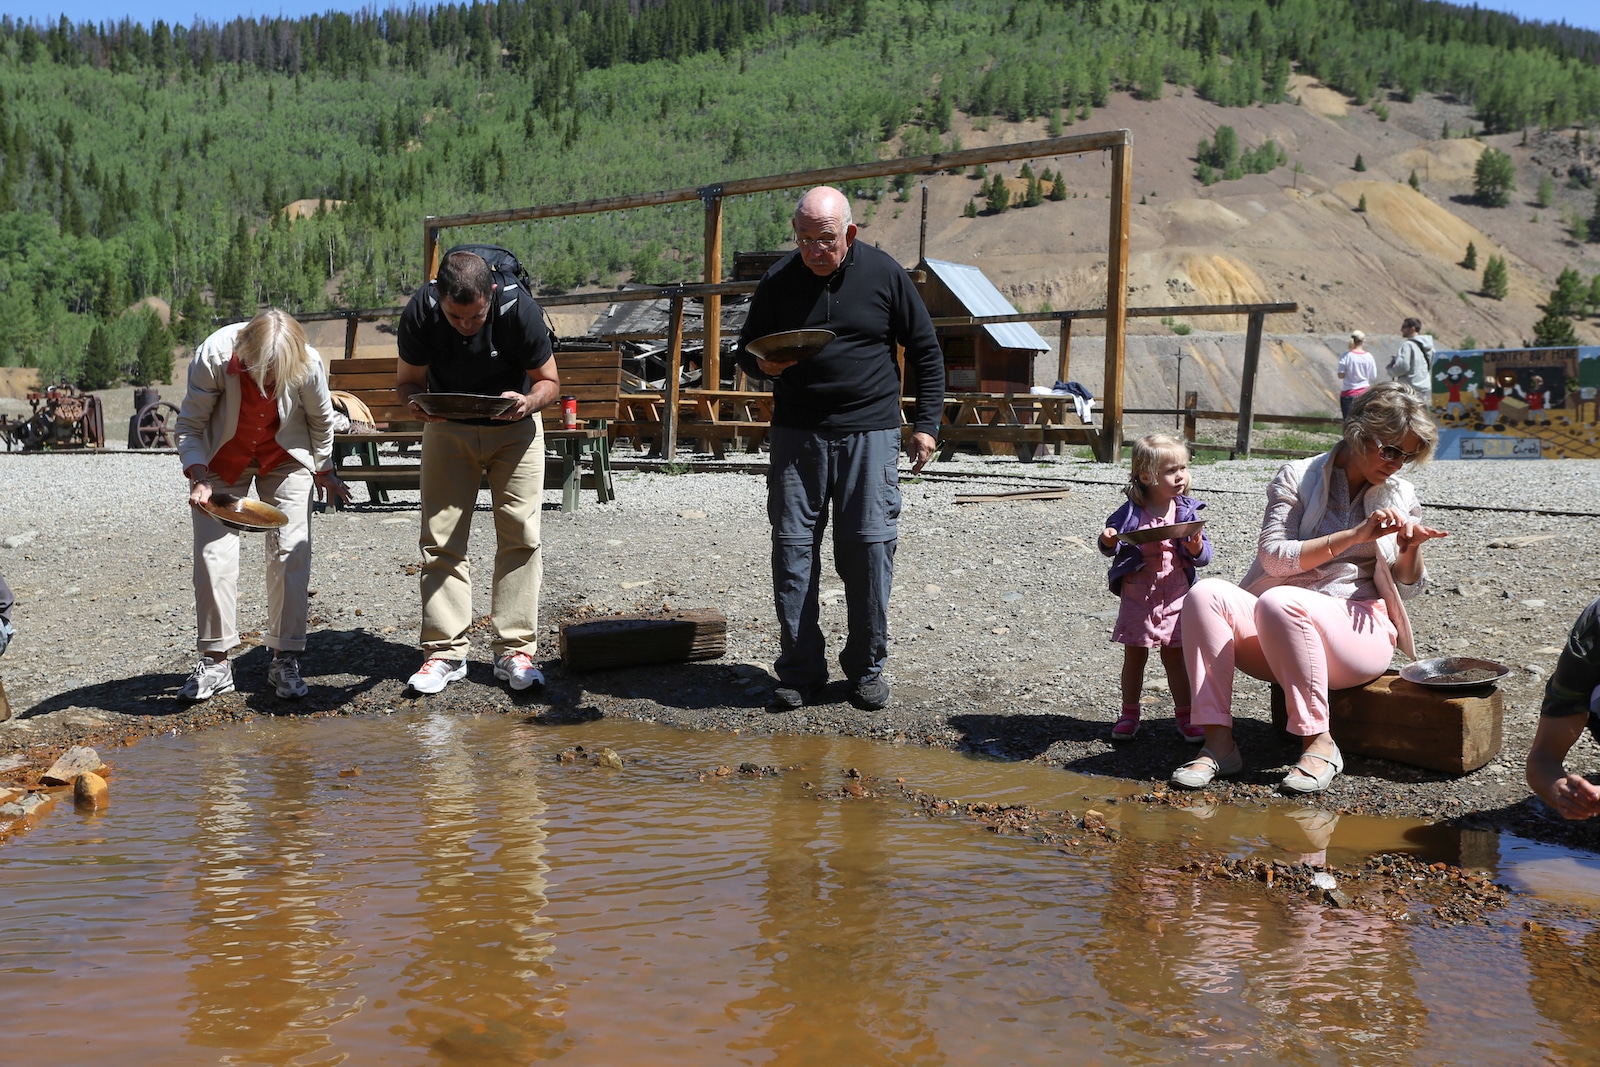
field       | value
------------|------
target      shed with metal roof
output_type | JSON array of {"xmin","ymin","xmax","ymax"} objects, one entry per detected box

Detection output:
[{"xmin": 917, "ymin": 258, "xmax": 1050, "ymax": 393}]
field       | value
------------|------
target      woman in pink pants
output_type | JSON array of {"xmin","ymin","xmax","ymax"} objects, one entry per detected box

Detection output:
[{"xmin": 1171, "ymin": 383, "xmax": 1448, "ymax": 794}]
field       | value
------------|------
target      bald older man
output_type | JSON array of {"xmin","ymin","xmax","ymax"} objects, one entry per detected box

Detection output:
[{"xmin": 737, "ymin": 186, "xmax": 944, "ymax": 712}]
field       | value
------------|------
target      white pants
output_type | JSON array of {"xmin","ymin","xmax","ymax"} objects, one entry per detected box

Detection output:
[{"xmin": 192, "ymin": 462, "xmax": 314, "ymax": 654}]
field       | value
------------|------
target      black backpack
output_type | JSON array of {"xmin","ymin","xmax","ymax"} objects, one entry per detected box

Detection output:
[
  {"xmin": 437, "ymin": 243, "xmax": 558, "ymax": 348},
  {"xmin": 441, "ymin": 243, "xmax": 536, "ymax": 299}
]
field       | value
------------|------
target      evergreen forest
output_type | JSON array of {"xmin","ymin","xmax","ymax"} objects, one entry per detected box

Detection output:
[{"xmin": 2, "ymin": 0, "xmax": 1599, "ymax": 384}]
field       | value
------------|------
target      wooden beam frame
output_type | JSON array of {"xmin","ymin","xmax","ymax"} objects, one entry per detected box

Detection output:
[{"xmin": 419, "ymin": 130, "xmax": 1137, "ymax": 456}]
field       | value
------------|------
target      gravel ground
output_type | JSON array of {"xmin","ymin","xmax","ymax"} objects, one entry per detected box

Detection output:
[{"xmin": 2, "ymin": 446, "xmax": 1598, "ymax": 854}]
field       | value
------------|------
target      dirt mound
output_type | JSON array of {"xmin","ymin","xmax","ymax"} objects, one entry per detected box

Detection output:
[
  {"xmin": 1288, "ymin": 73, "xmax": 1348, "ymax": 117},
  {"xmin": 281, "ymin": 198, "xmax": 347, "ymax": 219},
  {"xmin": 1386, "ymin": 139, "xmax": 1485, "ymax": 183}
]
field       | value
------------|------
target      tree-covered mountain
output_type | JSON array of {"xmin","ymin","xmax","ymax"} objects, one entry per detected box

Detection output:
[{"xmin": 0, "ymin": 0, "xmax": 1597, "ymax": 383}]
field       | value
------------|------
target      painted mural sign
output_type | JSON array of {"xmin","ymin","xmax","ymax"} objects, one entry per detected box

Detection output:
[{"xmin": 1428, "ymin": 345, "xmax": 1600, "ymax": 459}]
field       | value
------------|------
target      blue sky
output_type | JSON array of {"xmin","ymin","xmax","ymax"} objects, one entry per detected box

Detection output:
[{"xmin": 4, "ymin": 0, "xmax": 1599, "ymax": 33}]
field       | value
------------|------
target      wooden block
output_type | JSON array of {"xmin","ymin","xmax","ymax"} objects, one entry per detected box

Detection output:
[
  {"xmin": 560, "ymin": 609, "xmax": 727, "ymax": 672},
  {"xmin": 1270, "ymin": 670, "xmax": 1502, "ymax": 775}
]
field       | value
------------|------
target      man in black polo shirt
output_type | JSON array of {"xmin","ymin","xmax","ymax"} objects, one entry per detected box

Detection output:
[
  {"xmin": 738, "ymin": 185, "xmax": 944, "ymax": 711},
  {"xmin": 396, "ymin": 248, "xmax": 559, "ymax": 694}
]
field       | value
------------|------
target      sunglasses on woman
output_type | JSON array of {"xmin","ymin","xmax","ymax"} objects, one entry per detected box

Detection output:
[{"xmin": 1376, "ymin": 441, "xmax": 1420, "ymax": 464}]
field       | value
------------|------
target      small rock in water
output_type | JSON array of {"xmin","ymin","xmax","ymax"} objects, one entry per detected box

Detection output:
[
  {"xmin": 74, "ymin": 771, "xmax": 109, "ymax": 810},
  {"xmin": 1311, "ymin": 872, "xmax": 1338, "ymax": 890},
  {"xmin": 597, "ymin": 747, "xmax": 624, "ymax": 770}
]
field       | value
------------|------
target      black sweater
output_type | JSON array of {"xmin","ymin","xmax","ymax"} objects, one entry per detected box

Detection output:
[{"xmin": 737, "ymin": 242, "xmax": 944, "ymax": 436}]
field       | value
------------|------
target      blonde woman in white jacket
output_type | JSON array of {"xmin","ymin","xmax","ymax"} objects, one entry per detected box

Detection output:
[
  {"xmin": 1170, "ymin": 383, "xmax": 1449, "ymax": 794},
  {"xmin": 175, "ymin": 309, "xmax": 350, "ymax": 701}
]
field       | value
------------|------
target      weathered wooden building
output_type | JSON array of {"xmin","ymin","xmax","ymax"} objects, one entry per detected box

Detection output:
[{"xmin": 916, "ymin": 258, "xmax": 1050, "ymax": 393}]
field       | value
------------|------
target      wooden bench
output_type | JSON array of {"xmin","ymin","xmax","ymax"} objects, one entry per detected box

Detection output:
[
  {"xmin": 935, "ymin": 392, "xmax": 1102, "ymax": 463},
  {"xmin": 1270, "ymin": 671, "xmax": 1503, "ymax": 775},
  {"xmin": 325, "ymin": 345, "xmax": 622, "ymax": 510}
]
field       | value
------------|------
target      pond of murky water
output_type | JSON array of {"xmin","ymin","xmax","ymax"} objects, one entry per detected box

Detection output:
[{"xmin": 3, "ymin": 713, "xmax": 1598, "ymax": 1065}]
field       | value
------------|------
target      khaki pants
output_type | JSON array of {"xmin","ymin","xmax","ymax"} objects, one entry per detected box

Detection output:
[
  {"xmin": 419, "ymin": 418, "xmax": 544, "ymax": 659},
  {"xmin": 193, "ymin": 462, "xmax": 314, "ymax": 654}
]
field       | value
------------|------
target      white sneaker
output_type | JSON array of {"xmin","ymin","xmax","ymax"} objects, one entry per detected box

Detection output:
[
  {"xmin": 408, "ymin": 657, "xmax": 468, "ymax": 694},
  {"xmin": 493, "ymin": 651, "xmax": 545, "ymax": 691},
  {"xmin": 268, "ymin": 655, "xmax": 309, "ymax": 699},
  {"xmin": 181, "ymin": 657, "xmax": 235, "ymax": 701}
]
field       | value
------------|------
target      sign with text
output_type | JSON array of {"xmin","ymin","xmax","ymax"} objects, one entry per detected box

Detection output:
[{"xmin": 1444, "ymin": 433, "xmax": 1543, "ymax": 460}]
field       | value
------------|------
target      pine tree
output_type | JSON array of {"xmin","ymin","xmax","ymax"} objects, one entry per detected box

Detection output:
[
  {"xmin": 986, "ymin": 175, "xmax": 1011, "ymax": 213},
  {"xmin": 1482, "ymin": 255, "xmax": 1509, "ymax": 300},
  {"xmin": 1025, "ymin": 175, "xmax": 1044, "ymax": 207},
  {"xmin": 1354, "ymin": 153, "xmax": 1366, "ymax": 172},
  {"xmin": 1533, "ymin": 308, "xmax": 1580, "ymax": 346},
  {"xmin": 1048, "ymin": 176, "xmax": 1067, "ymax": 201},
  {"xmin": 79, "ymin": 323, "xmax": 119, "ymax": 391},
  {"xmin": 1461, "ymin": 242, "xmax": 1477, "ymax": 270},
  {"xmin": 1409, "ymin": 169, "xmax": 1420, "ymax": 191},
  {"xmin": 1474, "ymin": 147, "xmax": 1516, "ymax": 207},
  {"xmin": 1357, "ymin": 193, "xmax": 1368, "ymax": 212},
  {"xmin": 963, "ymin": 198, "xmax": 977, "ymax": 218},
  {"xmin": 133, "ymin": 313, "xmax": 173, "ymax": 386}
]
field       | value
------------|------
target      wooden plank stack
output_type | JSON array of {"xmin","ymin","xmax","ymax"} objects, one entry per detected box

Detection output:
[{"xmin": 560, "ymin": 609, "xmax": 727, "ymax": 672}]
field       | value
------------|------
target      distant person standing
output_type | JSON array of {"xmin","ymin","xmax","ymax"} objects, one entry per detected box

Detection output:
[
  {"xmin": 1337, "ymin": 330, "xmax": 1377, "ymax": 419},
  {"xmin": 396, "ymin": 247, "xmax": 560, "ymax": 695},
  {"xmin": 1388, "ymin": 317, "xmax": 1435, "ymax": 406},
  {"xmin": 737, "ymin": 186, "xmax": 945, "ymax": 712}
]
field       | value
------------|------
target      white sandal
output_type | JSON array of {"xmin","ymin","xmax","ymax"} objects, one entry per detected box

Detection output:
[
  {"xmin": 1171, "ymin": 746, "xmax": 1244, "ymax": 789},
  {"xmin": 1281, "ymin": 745, "xmax": 1344, "ymax": 794}
]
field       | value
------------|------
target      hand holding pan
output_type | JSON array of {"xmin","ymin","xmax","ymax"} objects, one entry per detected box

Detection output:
[
  {"xmin": 197, "ymin": 493, "xmax": 289, "ymax": 533},
  {"xmin": 746, "ymin": 329, "xmax": 835, "ymax": 375},
  {"xmin": 1116, "ymin": 519, "xmax": 1206, "ymax": 545}
]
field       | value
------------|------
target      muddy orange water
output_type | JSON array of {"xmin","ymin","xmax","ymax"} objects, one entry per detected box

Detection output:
[{"xmin": 3, "ymin": 714, "xmax": 1597, "ymax": 1065}]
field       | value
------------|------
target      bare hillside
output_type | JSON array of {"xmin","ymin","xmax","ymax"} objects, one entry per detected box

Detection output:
[{"xmin": 849, "ymin": 76, "xmax": 1600, "ymax": 416}]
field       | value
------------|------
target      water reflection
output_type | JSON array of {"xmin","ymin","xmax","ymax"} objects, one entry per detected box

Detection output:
[
  {"xmin": 1521, "ymin": 919, "xmax": 1600, "ymax": 1064},
  {"xmin": 398, "ymin": 711, "xmax": 564, "ymax": 1064},
  {"xmin": 728, "ymin": 774, "xmax": 936, "ymax": 1065},
  {"xmin": 0, "ymin": 716, "xmax": 1594, "ymax": 1065},
  {"xmin": 183, "ymin": 735, "xmax": 348, "ymax": 1062}
]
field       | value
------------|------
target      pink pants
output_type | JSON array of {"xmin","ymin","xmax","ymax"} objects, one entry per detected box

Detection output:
[{"xmin": 1181, "ymin": 578, "xmax": 1397, "ymax": 736}]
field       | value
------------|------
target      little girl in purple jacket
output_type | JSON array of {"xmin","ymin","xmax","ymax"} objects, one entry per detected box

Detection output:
[{"xmin": 1097, "ymin": 434, "xmax": 1212, "ymax": 742}]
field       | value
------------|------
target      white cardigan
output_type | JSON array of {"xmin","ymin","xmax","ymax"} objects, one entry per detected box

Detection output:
[
  {"xmin": 175, "ymin": 321, "xmax": 336, "ymax": 477},
  {"xmin": 1237, "ymin": 449, "xmax": 1425, "ymax": 659}
]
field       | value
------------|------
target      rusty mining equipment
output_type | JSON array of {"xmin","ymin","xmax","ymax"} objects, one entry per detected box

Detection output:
[{"xmin": 0, "ymin": 384, "xmax": 106, "ymax": 451}]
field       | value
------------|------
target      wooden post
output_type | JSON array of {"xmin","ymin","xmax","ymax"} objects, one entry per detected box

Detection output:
[
  {"xmin": 343, "ymin": 313, "xmax": 359, "ymax": 361},
  {"xmin": 1102, "ymin": 141, "xmax": 1133, "ymax": 462},
  {"xmin": 1056, "ymin": 316, "xmax": 1072, "ymax": 384},
  {"xmin": 1234, "ymin": 309, "xmax": 1267, "ymax": 458},
  {"xmin": 918, "ymin": 182, "xmax": 929, "ymax": 263},
  {"xmin": 1183, "ymin": 390, "xmax": 1199, "ymax": 446},
  {"xmin": 663, "ymin": 292, "xmax": 686, "ymax": 461},
  {"xmin": 701, "ymin": 188, "xmax": 724, "ymax": 393},
  {"xmin": 423, "ymin": 221, "xmax": 441, "ymax": 283}
]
